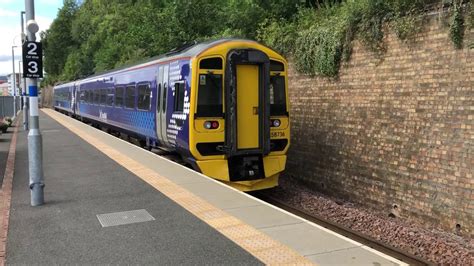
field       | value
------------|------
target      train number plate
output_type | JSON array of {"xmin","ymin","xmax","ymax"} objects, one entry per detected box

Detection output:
[{"xmin": 271, "ymin": 131, "xmax": 285, "ymax": 138}]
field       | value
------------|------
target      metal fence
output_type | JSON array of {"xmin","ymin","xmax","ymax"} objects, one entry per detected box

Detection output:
[{"xmin": 0, "ymin": 96, "xmax": 21, "ymax": 118}]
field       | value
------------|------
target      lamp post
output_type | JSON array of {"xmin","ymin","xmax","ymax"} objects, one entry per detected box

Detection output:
[
  {"xmin": 11, "ymin": 46, "xmax": 17, "ymax": 119},
  {"xmin": 25, "ymin": 0, "xmax": 44, "ymax": 206},
  {"xmin": 21, "ymin": 10, "xmax": 28, "ymax": 130},
  {"xmin": 19, "ymin": 60, "xmax": 23, "ymax": 112}
]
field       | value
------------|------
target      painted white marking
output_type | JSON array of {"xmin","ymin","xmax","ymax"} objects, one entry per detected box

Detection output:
[{"xmin": 29, "ymin": 97, "xmax": 39, "ymax": 116}]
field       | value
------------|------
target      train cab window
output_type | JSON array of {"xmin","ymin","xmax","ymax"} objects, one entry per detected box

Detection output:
[
  {"xmin": 100, "ymin": 88, "xmax": 107, "ymax": 105},
  {"xmin": 270, "ymin": 76, "xmax": 287, "ymax": 116},
  {"xmin": 125, "ymin": 85, "xmax": 136, "ymax": 109},
  {"xmin": 174, "ymin": 82, "xmax": 185, "ymax": 112},
  {"xmin": 115, "ymin": 86, "xmax": 124, "ymax": 107},
  {"xmin": 197, "ymin": 74, "xmax": 223, "ymax": 117},
  {"xmin": 106, "ymin": 89, "xmax": 114, "ymax": 106},
  {"xmin": 137, "ymin": 83, "xmax": 151, "ymax": 110},
  {"xmin": 270, "ymin": 60, "xmax": 285, "ymax": 72},
  {"xmin": 199, "ymin": 58, "xmax": 223, "ymax": 70}
]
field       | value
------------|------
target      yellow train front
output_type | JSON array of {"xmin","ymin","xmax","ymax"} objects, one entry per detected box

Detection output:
[{"xmin": 188, "ymin": 39, "xmax": 290, "ymax": 191}]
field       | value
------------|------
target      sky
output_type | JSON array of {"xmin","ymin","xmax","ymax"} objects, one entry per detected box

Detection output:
[{"xmin": 0, "ymin": 0, "xmax": 63, "ymax": 76}]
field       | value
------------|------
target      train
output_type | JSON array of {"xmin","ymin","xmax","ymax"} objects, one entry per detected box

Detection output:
[{"xmin": 53, "ymin": 38, "xmax": 290, "ymax": 191}]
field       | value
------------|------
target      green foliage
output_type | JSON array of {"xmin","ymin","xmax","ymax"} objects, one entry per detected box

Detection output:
[
  {"xmin": 392, "ymin": 13, "xmax": 423, "ymax": 41},
  {"xmin": 42, "ymin": 0, "xmax": 461, "ymax": 82},
  {"xmin": 41, "ymin": 0, "xmax": 78, "ymax": 85},
  {"xmin": 258, "ymin": 0, "xmax": 440, "ymax": 77},
  {"xmin": 450, "ymin": 1, "xmax": 465, "ymax": 49},
  {"xmin": 43, "ymin": 0, "xmax": 304, "ymax": 84},
  {"xmin": 256, "ymin": 19, "xmax": 297, "ymax": 55}
]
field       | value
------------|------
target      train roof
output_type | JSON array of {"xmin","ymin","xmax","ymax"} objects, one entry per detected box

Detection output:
[{"xmin": 55, "ymin": 38, "xmax": 277, "ymax": 87}]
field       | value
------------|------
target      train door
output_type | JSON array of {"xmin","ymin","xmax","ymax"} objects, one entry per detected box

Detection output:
[
  {"xmin": 72, "ymin": 84, "xmax": 78, "ymax": 115},
  {"xmin": 156, "ymin": 65, "xmax": 170, "ymax": 146},
  {"xmin": 156, "ymin": 66, "xmax": 164, "ymax": 141},
  {"xmin": 236, "ymin": 65, "xmax": 259, "ymax": 149},
  {"xmin": 225, "ymin": 49, "xmax": 271, "ymax": 157}
]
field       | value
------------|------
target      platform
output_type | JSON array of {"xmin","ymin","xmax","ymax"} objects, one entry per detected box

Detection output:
[{"xmin": 3, "ymin": 110, "xmax": 406, "ymax": 265}]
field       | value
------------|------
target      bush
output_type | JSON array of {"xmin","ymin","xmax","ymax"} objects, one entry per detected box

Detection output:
[
  {"xmin": 5, "ymin": 117, "xmax": 12, "ymax": 127},
  {"xmin": 0, "ymin": 121, "xmax": 8, "ymax": 133}
]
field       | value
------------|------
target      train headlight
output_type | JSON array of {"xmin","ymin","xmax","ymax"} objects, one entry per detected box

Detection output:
[
  {"xmin": 204, "ymin": 121, "xmax": 219, "ymax": 129},
  {"xmin": 272, "ymin": 119, "xmax": 281, "ymax": 127}
]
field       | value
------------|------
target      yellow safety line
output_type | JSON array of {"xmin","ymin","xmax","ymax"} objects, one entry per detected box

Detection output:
[{"xmin": 43, "ymin": 109, "xmax": 314, "ymax": 265}]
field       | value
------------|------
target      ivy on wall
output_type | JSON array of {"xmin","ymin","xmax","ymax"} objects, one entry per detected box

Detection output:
[
  {"xmin": 258, "ymin": 0, "xmax": 471, "ymax": 77},
  {"xmin": 450, "ymin": 1, "xmax": 465, "ymax": 49}
]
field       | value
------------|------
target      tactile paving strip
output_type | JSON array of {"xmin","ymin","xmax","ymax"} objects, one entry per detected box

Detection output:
[
  {"xmin": 97, "ymin": 209, "xmax": 155, "ymax": 227},
  {"xmin": 43, "ymin": 109, "xmax": 315, "ymax": 265}
]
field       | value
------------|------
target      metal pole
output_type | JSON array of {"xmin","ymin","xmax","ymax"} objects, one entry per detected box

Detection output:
[
  {"xmin": 18, "ymin": 60, "xmax": 22, "ymax": 110},
  {"xmin": 25, "ymin": 0, "xmax": 44, "ymax": 206},
  {"xmin": 21, "ymin": 10, "xmax": 29, "ymax": 130},
  {"xmin": 11, "ymin": 46, "xmax": 17, "ymax": 119}
]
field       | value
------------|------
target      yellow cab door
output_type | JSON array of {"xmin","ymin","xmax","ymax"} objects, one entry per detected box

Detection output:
[{"xmin": 236, "ymin": 65, "xmax": 259, "ymax": 149}]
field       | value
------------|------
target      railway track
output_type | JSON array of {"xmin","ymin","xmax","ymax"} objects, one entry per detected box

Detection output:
[{"xmin": 252, "ymin": 191, "xmax": 432, "ymax": 266}]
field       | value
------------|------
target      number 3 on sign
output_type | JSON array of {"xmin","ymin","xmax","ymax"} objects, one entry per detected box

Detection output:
[{"xmin": 28, "ymin": 61, "xmax": 38, "ymax": 73}]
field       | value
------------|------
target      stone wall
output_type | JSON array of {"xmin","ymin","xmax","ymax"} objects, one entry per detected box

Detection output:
[{"xmin": 286, "ymin": 14, "xmax": 473, "ymax": 236}]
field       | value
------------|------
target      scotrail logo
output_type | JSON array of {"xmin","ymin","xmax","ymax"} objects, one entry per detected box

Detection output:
[{"xmin": 99, "ymin": 110, "xmax": 108, "ymax": 121}]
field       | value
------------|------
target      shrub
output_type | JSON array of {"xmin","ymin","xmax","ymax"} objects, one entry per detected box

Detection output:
[
  {"xmin": 5, "ymin": 117, "xmax": 12, "ymax": 127},
  {"xmin": 0, "ymin": 121, "xmax": 8, "ymax": 133}
]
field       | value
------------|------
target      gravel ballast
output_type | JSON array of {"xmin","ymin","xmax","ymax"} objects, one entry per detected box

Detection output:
[{"xmin": 264, "ymin": 177, "xmax": 474, "ymax": 265}]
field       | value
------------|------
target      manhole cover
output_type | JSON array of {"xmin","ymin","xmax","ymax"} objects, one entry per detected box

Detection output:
[{"xmin": 97, "ymin": 209, "xmax": 155, "ymax": 227}]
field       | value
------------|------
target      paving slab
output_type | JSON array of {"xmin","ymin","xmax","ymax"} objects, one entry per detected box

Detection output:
[
  {"xmin": 307, "ymin": 246, "xmax": 400, "ymax": 266},
  {"xmin": 261, "ymin": 222, "xmax": 360, "ymax": 256}
]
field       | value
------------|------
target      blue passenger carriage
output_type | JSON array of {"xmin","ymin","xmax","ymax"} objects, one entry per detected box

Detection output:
[{"xmin": 54, "ymin": 39, "xmax": 290, "ymax": 191}]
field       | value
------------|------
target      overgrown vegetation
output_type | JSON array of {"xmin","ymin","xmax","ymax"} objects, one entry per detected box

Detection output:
[
  {"xmin": 42, "ymin": 0, "xmax": 471, "ymax": 85},
  {"xmin": 450, "ymin": 0, "xmax": 465, "ymax": 49}
]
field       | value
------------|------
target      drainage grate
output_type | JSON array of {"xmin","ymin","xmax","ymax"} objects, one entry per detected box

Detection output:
[{"xmin": 97, "ymin": 209, "xmax": 155, "ymax": 227}]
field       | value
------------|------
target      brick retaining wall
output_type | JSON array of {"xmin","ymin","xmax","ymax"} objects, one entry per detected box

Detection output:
[{"xmin": 286, "ymin": 14, "xmax": 473, "ymax": 236}]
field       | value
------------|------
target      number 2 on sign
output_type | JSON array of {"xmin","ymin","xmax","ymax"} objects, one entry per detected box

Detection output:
[{"xmin": 27, "ymin": 42, "xmax": 38, "ymax": 55}]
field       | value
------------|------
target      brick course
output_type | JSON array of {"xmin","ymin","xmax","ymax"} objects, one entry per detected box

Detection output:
[{"xmin": 286, "ymin": 15, "xmax": 473, "ymax": 236}]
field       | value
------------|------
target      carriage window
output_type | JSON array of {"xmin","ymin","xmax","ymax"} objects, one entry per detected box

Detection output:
[
  {"xmin": 270, "ymin": 76, "xmax": 287, "ymax": 116},
  {"xmin": 125, "ymin": 85, "xmax": 136, "ymax": 109},
  {"xmin": 115, "ymin": 86, "xmax": 124, "ymax": 107},
  {"xmin": 174, "ymin": 82, "xmax": 185, "ymax": 112},
  {"xmin": 93, "ymin": 90, "xmax": 100, "ymax": 105},
  {"xmin": 199, "ymin": 57, "xmax": 223, "ymax": 70},
  {"xmin": 79, "ymin": 91, "xmax": 85, "ymax": 103},
  {"xmin": 197, "ymin": 74, "xmax": 222, "ymax": 117},
  {"xmin": 106, "ymin": 89, "xmax": 114, "ymax": 106},
  {"xmin": 100, "ymin": 88, "xmax": 107, "ymax": 105},
  {"xmin": 137, "ymin": 83, "xmax": 151, "ymax": 110}
]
